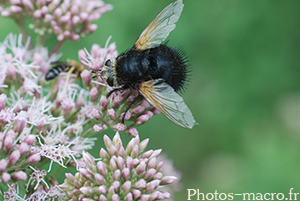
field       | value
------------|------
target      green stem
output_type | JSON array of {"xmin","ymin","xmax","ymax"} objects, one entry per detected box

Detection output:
[
  {"xmin": 0, "ymin": 181, "xmax": 6, "ymax": 189},
  {"xmin": 51, "ymin": 164, "xmax": 65, "ymax": 179},
  {"xmin": 14, "ymin": 17, "xmax": 34, "ymax": 50},
  {"xmin": 49, "ymin": 40, "xmax": 65, "ymax": 57}
]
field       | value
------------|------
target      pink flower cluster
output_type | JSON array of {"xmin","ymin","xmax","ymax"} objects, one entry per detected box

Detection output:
[
  {"xmin": 0, "ymin": 34, "xmax": 99, "ymax": 199},
  {"xmin": 60, "ymin": 132, "xmax": 177, "ymax": 201},
  {"xmin": 0, "ymin": 128, "xmax": 38, "ymax": 184},
  {"xmin": 0, "ymin": 0, "xmax": 182, "ymax": 199},
  {"xmin": 0, "ymin": 0, "xmax": 112, "ymax": 42},
  {"xmin": 0, "ymin": 34, "xmax": 59, "ymax": 94},
  {"xmin": 3, "ymin": 184, "xmax": 63, "ymax": 201}
]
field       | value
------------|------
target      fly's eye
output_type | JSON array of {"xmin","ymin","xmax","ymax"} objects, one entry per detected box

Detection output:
[
  {"xmin": 107, "ymin": 76, "xmax": 114, "ymax": 86},
  {"xmin": 105, "ymin": 59, "xmax": 111, "ymax": 67}
]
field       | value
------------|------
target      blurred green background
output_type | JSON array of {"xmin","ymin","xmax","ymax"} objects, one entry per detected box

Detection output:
[{"xmin": 2, "ymin": 0, "xmax": 300, "ymax": 200}]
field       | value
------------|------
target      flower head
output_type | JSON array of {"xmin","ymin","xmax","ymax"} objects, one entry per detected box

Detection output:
[
  {"xmin": 0, "ymin": 1, "xmax": 183, "ymax": 199},
  {"xmin": 0, "ymin": 33, "xmax": 99, "ymax": 200},
  {"xmin": 60, "ymin": 132, "xmax": 178, "ymax": 200},
  {"xmin": 0, "ymin": 0, "xmax": 112, "ymax": 42}
]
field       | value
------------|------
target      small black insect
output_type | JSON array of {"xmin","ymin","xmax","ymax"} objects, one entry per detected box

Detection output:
[
  {"xmin": 45, "ymin": 60, "xmax": 82, "ymax": 81},
  {"xmin": 97, "ymin": 0, "xmax": 195, "ymax": 128}
]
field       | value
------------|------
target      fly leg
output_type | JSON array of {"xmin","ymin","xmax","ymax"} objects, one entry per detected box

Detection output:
[
  {"xmin": 121, "ymin": 94, "xmax": 143, "ymax": 124},
  {"xmin": 107, "ymin": 85, "xmax": 129, "ymax": 98},
  {"xmin": 66, "ymin": 66, "xmax": 76, "ymax": 82}
]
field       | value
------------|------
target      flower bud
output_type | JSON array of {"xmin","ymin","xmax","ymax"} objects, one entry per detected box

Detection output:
[
  {"xmin": 80, "ymin": 186, "xmax": 93, "ymax": 196},
  {"xmin": 135, "ymin": 179, "xmax": 146, "ymax": 189},
  {"xmin": 108, "ymin": 145, "xmax": 117, "ymax": 156},
  {"xmin": 9, "ymin": 149, "xmax": 21, "ymax": 165},
  {"xmin": 149, "ymin": 191, "xmax": 159, "ymax": 200},
  {"xmin": 131, "ymin": 105, "xmax": 144, "ymax": 114},
  {"xmin": 131, "ymin": 145, "xmax": 139, "ymax": 159},
  {"xmin": 103, "ymin": 135, "xmax": 113, "ymax": 149},
  {"xmin": 125, "ymin": 157, "xmax": 134, "ymax": 170},
  {"xmin": 108, "ymin": 186, "xmax": 115, "ymax": 197},
  {"xmin": 153, "ymin": 172, "xmax": 163, "ymax": 180},
  {"xmin": 98, "ymin": 185, "xmax": 107, "ymax": 194},
  {"xmin": 160, "ymin": 176, "xmax": 177, "ymax": 185},
  {"xmin": 109, "ymin": 157, "xmax": 117, "ymax": 171},
  {"xmin": 122, "ymin": 168, "xmax": 130, "ymax": 180},
  {"xmin": 139, "ymin": 139, "xmax": 149, "ymax": 152},
  {"xmin": 144, "ymin": 168, "xmax": 156, "ymax": 180},
  {"xmin": 92, "ymin": 108, "xmax": 101, "ymax": 119},
  {"xmin": 118, "ymin": 146, "xmax": 126, "ymax": 158},
  {"xmin": 132, "ymin": 189, "xmax": 141, "ymax": 199},
  {"xmin": 4, "ymin": 135, "xmax": 14, "ymax": 152},
  {"xmin": 112, "ymin": 95, "xmax": 123, "ymax": 108},
  {"xmin": 99, "ymin": 195, "xmax": 107, "ymax": 201},
  {"xmin": 156, "ymin": 161, "xmax": 163, "ymax": 172},
  {"xmin": 112, "ymin": 181, "xmax": 120, "ymax": 191},
  {"xmin": 107, "ymin": 109, "xmax": 116, "ymax": 119},
  {"xmin": 99, "ymin": 95, "xmax": 108, "ymax": 110},
  {"xmin": 26, "ymin": 154, "xmax": 41, "ymax": 163},
  {"xmin": 14, "ymin": 118, "xmax": 26, "ymax": 134},
  {"xmin": 18, "ymin": 142, "xmax": 29, "ymax": 155},
  {"xmin": 113, "ymin": 123, "xmax": 126, "ymax": 131},
  {"xmin": 146, "ymin": 180, "xmax": 160, "ymax": 192},
  {"xmin": 141, "ymin": 150, "xmax": 153, "ymax": 159},
  {"xmin": 135, "ymin": 114, "xmax": 150, "ymax": 126},
  {"xmin": 136, "ymin": 161, "xmax": 146, "ymax": 175},
  {"xmin": 125, "ymin": 192, "xmax": 133, "ymax": 201},
  {"xmin": 95, "ymin": 173, "xmax": 105, "ymax": 185},
  {"xmin": 83, "ymin": 152, "xmax": 96, "ymax": 172},
  {"xmin": 122, "ymin": 181, "xmax": 131, "ymax": 193},
  {"xmin": 140, "ymin": 194, "xmax": 150, "ymax": 201},
  {"xmin": 99, "ymin": 148, "xmax": 109, "ymax": 160},
  {"xmin": 89, "ymin": 87, "xmax": 99, "ymax": 101},
  {"xmin": 116, "ymin": 156, "xmax": 124, "ymax": 169},
  {"xmin": 65, "ymin": 173, "xmax": 75, "ymax": 183},
  {"xmin": 12, "ymin": 170, "xmax": 27, "ymax": 181},
  {"xmin": 113, "ymin": 169, "xmax": 121, "ymax": 181},
  {"xmin": 24, "ymin": 134, "xmax": 36, "ymax": 145},
  {"xmin": 0, "ymin": 159, "xmax": 8, "ymax": 173},
  {"xmin": 79, "ymin": 169, "xmax": 94, "ymax": 179},
  {"xmin": 151, "ymin": 149, "xmax": 162, "ymax": 158},
  {"xmin": 128, "ymin": 128, "xmax": 138, "ymax": 137},
  {"xmin": 112, "ymin": 194, "xmax": 120, "ymax": 201},
  {"xmin": 119, "ymin": 111, "xmax": 131, "ymax": 121},
  {"xmin": 148, "ymin": 157, "xmax": 156, "ymax": 169},
  {"xmin": 2, "ymin": 172, "xmax": 11, "ymax": 183}
]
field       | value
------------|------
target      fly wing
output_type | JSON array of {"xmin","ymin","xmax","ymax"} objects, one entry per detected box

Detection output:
[
  {"xmin": 133, "ymin": 0, "xmax": 184, "ymax": 50},
  {"xmin": 51, "ymin": 61, "xmax": 67, "ymax": 66},
  {"xmin": 50, "ymin": 61, "xmax": 74, "ymax": 70},
  {"xmin": 139, "ymin": 79, "xmax": 195, "ymax": 129}
]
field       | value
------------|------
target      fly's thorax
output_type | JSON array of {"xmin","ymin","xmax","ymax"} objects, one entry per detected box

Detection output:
[
  {"xmin": 114, "ymin": 50, "xmax": 151, "ymax": 87},
  {"xmin": 101, "ymin": 59, "xmax": 119, "ymax": 87}
]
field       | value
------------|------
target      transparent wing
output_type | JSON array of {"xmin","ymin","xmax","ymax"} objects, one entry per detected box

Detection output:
[
  {"xmin": 50, "ymin": 61, "xmax": 70, "ymax": 66},
  {"xmin": 133, "ymin": 0, "xmax": 184, "ymax": 50},
  {"xmin": 139, "ymin": 79, "xmax": 195, "ymax": 129}
]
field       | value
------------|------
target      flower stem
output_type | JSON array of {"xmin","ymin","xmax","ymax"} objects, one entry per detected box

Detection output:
[
  {"xmin": 14, "ymin": 17, "xmax": 34, "ymax": 50},
  {"xmin": 50, "ymin": 40, "xmax": 65, "ymax": 57}
]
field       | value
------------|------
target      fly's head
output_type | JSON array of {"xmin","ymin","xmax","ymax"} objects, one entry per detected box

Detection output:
[{"xmin": 100, "ymin": 59, "xmax": 118, "ymax": 87}]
